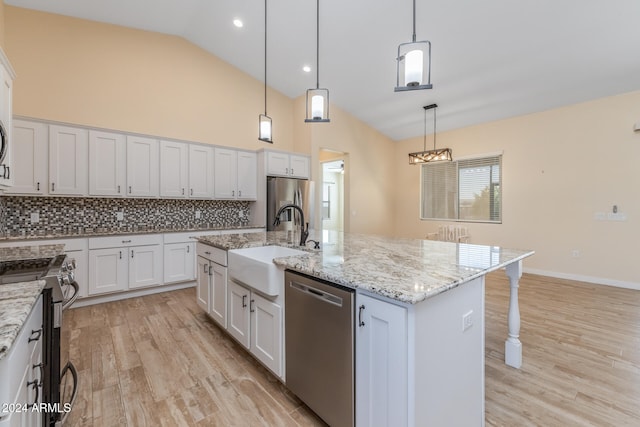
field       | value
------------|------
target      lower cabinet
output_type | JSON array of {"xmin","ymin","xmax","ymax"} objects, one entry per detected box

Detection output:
[
  {"xmin": 228, "ymin": 279, "xmax": 282, "ymax": 377},
  {"xmin": 196, "ymin": 243, "xmax": 228, "ymax": 329},
  {"xmin": 88, "ymin": 235, "xmax": 162, "ymax": 296},
  {"xmin": 163, "ymin": 242, "xmax": 195, "ymax": 284}
]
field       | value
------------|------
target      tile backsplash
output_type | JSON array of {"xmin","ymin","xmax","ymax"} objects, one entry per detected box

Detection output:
[{"xmin": 1, "ymin": 196, "xmax": 252, "ymax": 236}]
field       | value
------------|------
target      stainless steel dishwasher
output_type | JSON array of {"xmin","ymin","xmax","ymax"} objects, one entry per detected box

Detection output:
[{"xmin": 285, "ymin": 271, "xmax": 355, "ymax": 427}]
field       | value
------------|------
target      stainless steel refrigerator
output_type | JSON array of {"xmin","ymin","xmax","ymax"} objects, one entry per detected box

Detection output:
[{"xmin": 267, "ymin": 176, "xmax": 315, "ymax": 232}]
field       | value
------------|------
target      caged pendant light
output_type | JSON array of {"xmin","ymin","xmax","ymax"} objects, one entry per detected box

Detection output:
[
  {"xmin": 395, "ymin": 0, "xmax": 432, "ymax": 92},
  {"xmin": 305, "ymin": 0, "xmax": 330, "ymax": 123},
  {"xmin": 408, "ymin": 104, "xmax": 452, "ymax": 164},
  {"xmin": 258, "ymin": 0, "xmax": 273, "ymax": 143}
]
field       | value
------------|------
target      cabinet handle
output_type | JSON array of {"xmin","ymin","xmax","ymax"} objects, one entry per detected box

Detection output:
[
  {"xmin": 205, "ymin": 251, "xmax": 211, "ymax": 255},
  {"xmin": 291, "ymin": 168, "xmax": 294, "ymax": 175},
  {"xmin": 250, "ymin": 299, "xmax": 255, "ymax": 313},
  {"xmin": 358, "ymin": 305, "xmax": 366, "ymax": 327},
  {"xmin": 129, "ymin": 186, "xmax": 132, "ymax": 194},
  {"xmin": 37, "ymin": 182, "xmax": 40, "ymax": 191},
  {"xmin": 131, "ymin": 251, "xmax": 134, "ymax": 259},
  {"xmin": 119, "ymin": 251, "xmax": 122, "ymax": 259},
  {"xmin": 26, "ymin": 378, "xmax": 40, "ymax": 409},
  {"xmin": 187, "ymin": 245, "xmax": 190, "ymax": 253},
  {"xmin": 232, "ymin": 190, "xmax": 235, "ymax": 197},
  {"xmin": 208, "ymin": 266, "xmax": 213, "ymax": 277},
  {"xmin": 51, "ymin": 182, "xmax": 55, "ymax": 192},
  {"xmin": 33, "ymin": 362, "xmax": 44, "ymax": 383},
  {"xmin": 5, "ymin": 166, "xmax": 9, "ymax": 179},
  {"xmin": 190, "ymin": 188, "xmax": 193, "ymax": 196},
  {"xmin": 238, "ymin": 190, "xmax": 242, "ymax": 197},
  {"xmin": 118, "ymin": 185, "xmax": 121, "ymax": 193},
  {"xmin": 242, "ymin": 295, "xmax": 247, "ymax": 308},
  {"xmin": 203, "ymin": 264, "xmax": 208, "ymax": 274},
  {"xmin": 182, "ymin": 188, "xmax": 185, "ymax": 195},
  {"xmin": 28, "ymin": 328, "xmax": 42, "ymax": 343},
  {"xmin": 122, "ymin": 240, "xmax": 132, "ymax": 243}
]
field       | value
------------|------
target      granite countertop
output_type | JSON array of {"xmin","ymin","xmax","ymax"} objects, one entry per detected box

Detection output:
[
  {"xmin": 0, "ymin": 280, "xmax": 46, "ymax": 361},
  {"xmin": 0, "ymin": 244, "xmax": 66, "ymax": 262},
  {"xmin": 196, "ymin": 231, "xmax": 535, "ymax": 304},
  {"xmin": 0, "ymin": 225, "xmax": 265, "ymax": 242}
]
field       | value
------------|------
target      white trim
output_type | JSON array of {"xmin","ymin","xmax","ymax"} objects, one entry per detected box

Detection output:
[
  {"xmin": 70, "ymin": 281, "xmax": 196, "ymax": 308},
  {"xmin": 0, "ymin": 48, "xmax": 16, "ymax": 79},
  {"xmin": 453, "ymin": 150, "xmax": 504, "ymax": 162},
  {"xmin": 524, "ymin": 267, "xmax": 640, "ymax": 291}
]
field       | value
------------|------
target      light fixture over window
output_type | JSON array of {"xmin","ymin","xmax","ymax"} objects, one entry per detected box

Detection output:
[
  {"xmin": 305, "ymin": 0, "xmax": 330, "ymax": 123},
  {"xmin": 409, "ymin": 104, "xmax": 452, "ymax": 164},
  {"xmin": 395, "ymin": 0, "xmax": 432, "ymax": 92},
  {"xmin": 258, "ymin": 0, "xmax": 273, "ymax": 143}
]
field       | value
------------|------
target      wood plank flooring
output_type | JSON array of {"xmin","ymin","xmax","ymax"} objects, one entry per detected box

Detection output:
[{"xmin": 63, "ymin": 272, "xmax": 640, "ymax": 426}]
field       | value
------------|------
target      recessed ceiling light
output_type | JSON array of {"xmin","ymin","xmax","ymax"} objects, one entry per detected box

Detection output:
[
  {"xmin": 233, "ymin": 19, "xmax": 243, "ymax": 28},
  {"xmin": 303, "ymin": 65, "xmax": 311, "ymax": 73}
]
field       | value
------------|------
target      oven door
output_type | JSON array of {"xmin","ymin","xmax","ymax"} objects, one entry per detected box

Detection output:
[
  {"xmin": 0, "ymin": 119, "xmax": 7, "ymax": 165},
  {"xmin": 58, "ymin": 281, "xmax": 79, "ymax": 425}
]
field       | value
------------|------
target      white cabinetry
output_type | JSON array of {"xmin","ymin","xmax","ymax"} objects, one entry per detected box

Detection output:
[
  {"xmin": 164, "ymin": 234, "xmax": 195, "ymax": 284},
  {"xmin": 89, "ymin": 130, "xmax": 126, "ymax": 196},
  {"xmin": 188, "ymin": 144, "xmax": 214, "ymax": 198},
  {"xmin": 159, "ymin": 140, "xmax": 188, "ymax": 198},
  {"xmin": 214, "ymin": 148, "xmax": 257, "ymax": 200},
  {"xmin": 266, "ymin": 150, "xmax": 310, "ymax": 179},
  {"xmin": 126, "ymin": 135, "xmax": 159, "ymax": 197},
  {"xmin": 227, "ymin": 278, "xmax": 283, "ymax": 377},
  {"xmin": 0, "ymin": 296, "xmax": 43, "ymax": 427},
  {"xmin": 88, "ymin": 235, "xmax": 162, "ymax": 296},
  {"xmin": 196, "ymin": 243, "xmax": 228, "ymax": 328},
  {"xmin": 49, "ymin": 125, "xmax": 88, "ymax": 195},
  {"xmin": 0, "ymin": 51, "xmax": 15, "ymax": 188},
  {"xmin": 8, "ymin": 119, "xmax": 48, "ymax": 194},
  {"xmin": 355, "ymin": 277, "xmax": 485, "ymax": 427}
]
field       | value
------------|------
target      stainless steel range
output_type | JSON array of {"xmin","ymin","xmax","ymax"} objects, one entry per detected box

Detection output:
[{"xmin": 0, "ymin": 254, "xmax": 79, "ymax": 426}]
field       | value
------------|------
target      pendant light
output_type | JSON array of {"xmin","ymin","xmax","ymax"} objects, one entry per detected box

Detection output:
[
  {"xmin": 305, "ymin": 0, "xmax": 330, "ymax": 123},
  {"xmin": 408, "ymin": 104, "xmax": 452, "ymax": 164},
  {"xmin": 395, "ymin": 0, "xmax": 432, "ymax": 92},
  {"xmin": 258, "ymin": 0, "xmax": 273, "ymax": 143}
]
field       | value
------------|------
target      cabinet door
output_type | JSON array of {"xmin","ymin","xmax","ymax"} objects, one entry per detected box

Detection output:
[
  {"xmin": 237, "ymin": 151, "xmax": 257, "ymax": 200},
  {"xmin": 227, "ymin": 280, "xmax": 250, "ymax": 349},
  {"xmin": 0, "ymin": 66, "xmax": 12, "ymax": 187},
  {"xmin": 250, "ymin": 292, "xmax": 282, "ymax": 377},
  {"xmin": 356, "ymin": 293, "xmax": 408, "ymax": 427},
  {"xmin": 129, "ymin": 245, "xmax": 163, "ymax": 289},
  {"xmin": 88, "ymin": 248, "xmax": 127, "ymax": 295},
  {"xmin": 289, "ymin": 154, "xmax": 310, "ymax": 179},
  {"xmin": 266, "ymin": 151, "xmax": 289, "ymax": 176},
  {"xmin": 209, "ymin": 263, "xmax": 227, "ymax": 329},
  {"xmin": 188, "ymin": 144, "xmax": 215, "ymax": 198},
  {"xmin": 127, "ymin": 135, "xmax": 159, "ymax": 197},
  {"xmin": 196, "ymin": 257, "xmax": 210, "ymax": 313},
  {"xmin": 89, "ymin": 130, "xmax": 126, "ymax": 196},
  {"xmin": 159, "ymin": 140, "xmax": 188, "ymax": 197},
  {"xmin": 8, "ymin": 120, "xmax": 48, "ymax": 194},
  {"xmin": 164, "ymin": 242, "xmax": 195, "ymax": 283},
  {"xmin": 49, "ymin": 125, "xmax": 89, "ymax": 195},
  {"xmin": 214, "ymin": 147, "xmax": 237, "ymax": 199}
]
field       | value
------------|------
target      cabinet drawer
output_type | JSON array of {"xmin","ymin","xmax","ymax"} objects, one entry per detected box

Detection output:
[
  {"xmin": 89, "ymin": 234, "xmax": 162, "ymax": 249},
  {"xmin": 197, "ymin": 243, "xmax": 227, "ymax": 266},
  {"xmin": 0, "ymin": 295, "xmax": 43, "ymax": 412}
]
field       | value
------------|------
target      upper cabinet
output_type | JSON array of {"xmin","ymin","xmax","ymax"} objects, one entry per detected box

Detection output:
[
  {"xmin": 159, "ymin": 140, "xmax": 189, "ymax": 198},
  {"xmin": 126, "ymin": 135, "xmax": 159, "ymax": 197},
  {"xmin": 49, "ymin": 125, "xmax": 89, "ymax": 195},
  {"xmin": 0, "ymin": 50, "xmax": 16, "ymax": 188},
  {"xmin": 188, "ymin": 144, "xmax": 215, "ymax": 199},
  {"xmin": 265, "ymin": 150, "xmax": 310, "ymax": 179},
  {"xmin": 7, "ymin": 120, "xmax": 48, "ymax": 194},
  {"xmin": 89, "ymin": 130, "xmax": 126, "ymax": 196},
  {"xmin": 214, "ymin": 148, "xmax": 257, "ymax": 200}
]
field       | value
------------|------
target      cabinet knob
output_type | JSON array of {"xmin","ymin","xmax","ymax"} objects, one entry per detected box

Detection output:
[
  {"xmin": 118, "ymin": 185, "xmax": 121, "ymax": 193},
  {"xmin": 51, "ymin": 182, "xmax": 55, "ymax": 192},
  {"xmin": 129, "ymin": 186, "xmax": 132, "ymax": 194}
]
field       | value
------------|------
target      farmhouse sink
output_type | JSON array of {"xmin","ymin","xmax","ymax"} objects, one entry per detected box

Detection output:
[{"xmin": 228, "ymin": 245, "xmax": 307, "ymax": 296}]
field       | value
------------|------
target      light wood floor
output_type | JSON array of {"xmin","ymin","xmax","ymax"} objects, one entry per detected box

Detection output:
[{"xmin": 63, "ymin": 272, "xmax": 640, "ymax": 426}]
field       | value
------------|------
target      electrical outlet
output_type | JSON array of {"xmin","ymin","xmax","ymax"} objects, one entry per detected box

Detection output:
[
  {"xmin": 462, "ymin": 311, "xmax": 473, "ymax": 332},
  {"xmin": 571, "ymin": 250, "xmax": 580, "ymax": 258},
  {"xmin": 116, "ymin": 211, "xmax": 124, "ymax": 221},
  {"xmin": 30, "ymin": 212, "xmax": 40, "ymax": 224},
  {"xmin": 238, "ymin": 210, "xmax": 245, "ymax": 219},
  {"xmin": 195, "ymin": 210, "xmax": 201, "ymax": 219}
]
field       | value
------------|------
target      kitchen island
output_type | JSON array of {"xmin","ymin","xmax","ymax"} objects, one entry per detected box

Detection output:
[{"xmin": 196, "ymin": 230, "xmax": 534, "ymax": 426}]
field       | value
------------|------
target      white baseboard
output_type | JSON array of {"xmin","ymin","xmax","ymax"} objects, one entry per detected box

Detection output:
[
  {"xmin": 70, "ymin": 281, "xmax": 196, "ymax": 308},
  {"xmin": 523, "ymin": 268, "xmax": 640, "ymax": 291}
]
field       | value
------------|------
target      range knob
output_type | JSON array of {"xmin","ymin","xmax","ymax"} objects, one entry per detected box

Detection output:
[
  {"xmin": 62, "ymin": 275, "xmax": 71, "ymax": 286},
  {"xmin": 69, "ymin": 258, "xmax": 77, "ymax": 270}
]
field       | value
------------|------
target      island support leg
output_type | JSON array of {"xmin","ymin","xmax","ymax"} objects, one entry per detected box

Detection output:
[{"xmin": 504, "ymin": 260, "xmax": 523, "ymax": 368}]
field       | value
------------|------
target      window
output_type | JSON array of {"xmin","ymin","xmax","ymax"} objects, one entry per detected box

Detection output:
[{"xmin": 421, "ymin": 155, "xmax": 502, "ymax": 223}]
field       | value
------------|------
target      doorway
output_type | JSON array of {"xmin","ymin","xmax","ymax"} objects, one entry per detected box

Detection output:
[{"xmin": 319, "ymin": 150, "xmax": 347, "ymax": 233}]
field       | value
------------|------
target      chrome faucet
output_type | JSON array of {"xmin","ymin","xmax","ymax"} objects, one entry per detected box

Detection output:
[{"xmin": 273, "ymin": 204, "xmax": 309, "ymax": 246}]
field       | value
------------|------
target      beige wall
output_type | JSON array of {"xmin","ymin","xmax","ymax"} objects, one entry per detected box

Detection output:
[
  {"xmin": 394, "ymin": 91, "xmax": 640, "ymax": 287},
  {"xmin": 0, "ymin": 1, "xmax": 5, "ymax": 49},
  {"xmin": 5, "ymin": 6, "xmax": 295, "ymax": 151}
]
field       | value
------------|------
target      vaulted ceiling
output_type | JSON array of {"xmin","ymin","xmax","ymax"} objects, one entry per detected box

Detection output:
[{"xmin": 6, "ymin": 0, "xmax": 640, "ymax": 140}]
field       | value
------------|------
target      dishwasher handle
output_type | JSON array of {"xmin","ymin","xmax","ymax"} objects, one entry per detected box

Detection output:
[{"xmin": 289, "ymin": 281, "xmax": 344, "ymax": 307}]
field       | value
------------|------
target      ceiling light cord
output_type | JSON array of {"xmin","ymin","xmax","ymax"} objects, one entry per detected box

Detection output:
[
  {"xmin": 433, "ymin": 105, "xmax": 437, "ymax": 150},
  {"xmin": 315, "ymin": 0, "xmax": 320, "ymax": 89},
  {"xmin": 264, "ymin": 0, "xmax": 268, "ymax": 115},
  {"xmin": 412, "ymin": 0, "xmax": 417, "ymax": 43}
]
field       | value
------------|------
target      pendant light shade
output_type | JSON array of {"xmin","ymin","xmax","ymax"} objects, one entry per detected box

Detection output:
[
  {"xmin": 305, "ymin": 0, "xmax": 330, "ymax": 123},
  {"xmin": 408, "ymin": 104, "xmax": 452, "ymax": 164},
  {"xmin": 395, "ymin": 0, "xmax": 432, "ymax": 92},
  {"xmin": 258, "ymin": 0, "xmax": 273, "ymax": 143}
]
